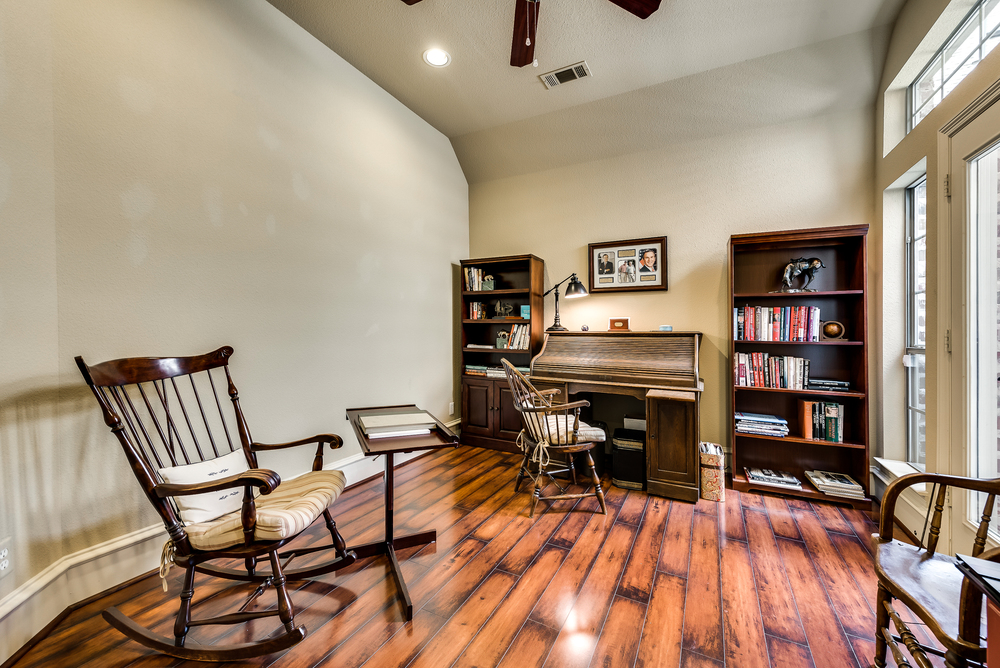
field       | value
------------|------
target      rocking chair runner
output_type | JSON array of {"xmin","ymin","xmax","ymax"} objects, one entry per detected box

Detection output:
[
  {"xmin": 874, "ymin": 472, "xmax": 1000, "ymax": 668},
  {"xmin": 75, "ymin": 346, "xmax": 357, "ymax": 661},
  {"xmin": 501, "ymin": 359, "xmax": 607, "ymax": 518}
]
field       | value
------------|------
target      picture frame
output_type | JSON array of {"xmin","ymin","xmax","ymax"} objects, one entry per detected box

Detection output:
[{"xmin": 588, "ymin": 236, "xmax": 667, "ymax": 293}]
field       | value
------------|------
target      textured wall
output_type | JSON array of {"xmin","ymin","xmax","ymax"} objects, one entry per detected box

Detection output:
[{"xmin": 0, "ymin": 0, "xmax": 468, "ymax": 605}]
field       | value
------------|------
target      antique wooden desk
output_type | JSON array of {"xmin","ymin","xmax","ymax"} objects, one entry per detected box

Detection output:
[
  {"xmin": 528, "ymin": 331, "xmax": 704, "ymax": 502},
  {"xmin": 345, "ymin": 404, "xmax": 459, "ymax": 619}
]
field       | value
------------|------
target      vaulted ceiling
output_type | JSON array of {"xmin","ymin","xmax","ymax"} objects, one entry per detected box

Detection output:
[{"xmin": 268, "ymin": 0, "xmax": 905, "ymax": 182}]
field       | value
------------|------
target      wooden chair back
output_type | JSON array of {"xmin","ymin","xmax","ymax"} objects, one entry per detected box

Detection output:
[
  {"xmin": 501, "ymin": 359, "xmax": 581, "ymax": 446},
  {"xmin": 75, "ymin": 346, "xmax": 254, "ymax": 548}
]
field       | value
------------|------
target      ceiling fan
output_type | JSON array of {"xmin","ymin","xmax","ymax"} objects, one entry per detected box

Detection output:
[{"xmin": 400, "ymin": 0, "xmax": 662, "ymax": 68}]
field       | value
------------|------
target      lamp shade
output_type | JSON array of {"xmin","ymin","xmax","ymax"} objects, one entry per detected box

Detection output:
[{"xmin": 565, "ymin": 275, "xmax": 588, "ymax": 298}]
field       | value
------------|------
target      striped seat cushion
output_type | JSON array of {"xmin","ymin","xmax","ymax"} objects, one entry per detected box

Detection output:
[
  {"xmin": 185, "ymin": 469, "xmax": 347, "ymax": 551},
  {"xmin": 525, "ymin": 416, "xmax": 606, "ymax": 445}
]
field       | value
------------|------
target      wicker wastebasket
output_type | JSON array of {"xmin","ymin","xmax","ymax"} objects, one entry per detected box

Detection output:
[{"xmin": 699, "ymin": 442, "xmax": 725, "ymax": 502}]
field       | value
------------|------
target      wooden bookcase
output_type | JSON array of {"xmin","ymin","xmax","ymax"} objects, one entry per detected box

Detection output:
[
  {"xmin": 729, "ymin": 225, "xmax": 870, "ymax": 508},
  {"xmin": 459, "ymin": 254, "xmax": 544, "ymax": 452}
]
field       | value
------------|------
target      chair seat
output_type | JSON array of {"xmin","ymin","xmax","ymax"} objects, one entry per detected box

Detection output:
[
  {"xmin": 527, "ymin": 417, "xmax": 606, "ymax": 445},
  {"xmin": 186, "ymin": 470, "xmax": 347, "ymax": 551},
  {"xmin": 873, "ymin": 539, "xmax": 986, "ymax": 656}
]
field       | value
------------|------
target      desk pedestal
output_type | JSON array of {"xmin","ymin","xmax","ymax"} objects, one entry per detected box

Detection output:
[{"xmin": 345, "ymin": 451, "xmax": 434, "ymax": 621}]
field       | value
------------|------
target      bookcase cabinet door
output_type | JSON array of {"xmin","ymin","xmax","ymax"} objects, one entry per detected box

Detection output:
[
  {"xmin": 496, "ymin": 385, "xmax": 523, "ymax": 441},
  {"xmin": 462, "ymin": 377, "xmax": 493, "ymax": 437}
]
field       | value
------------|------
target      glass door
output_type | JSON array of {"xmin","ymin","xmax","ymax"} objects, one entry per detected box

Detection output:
[{"xmin": 949, "ymin": 100, "xmax": 1000, "ymax": 554}]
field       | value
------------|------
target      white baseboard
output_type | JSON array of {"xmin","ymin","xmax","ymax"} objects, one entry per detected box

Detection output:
[{"xmin": 0, "ymin": 437, "xmax": 452, "ymax": 664}]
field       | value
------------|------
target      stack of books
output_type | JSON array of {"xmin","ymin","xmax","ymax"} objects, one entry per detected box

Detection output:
[
  {"xmin": 807, "ymin": 378, "xmax": 851, "ymax": 392},
  {"xmin": 805, "ymin": 470, "xmax": 865, "ymax": 500},
  {"xmin": 744, "ymin": 467, "xmax": 802, "ymax": 490},
  {"xmin": 360, "ymin": 411, "xmax": 437, "ymax": 439},
  {"xmin": 465, "ymin": 364, "xmax": 529, "ymax": 377},
  {"xmin": 735, "ymin": 412, "xmax": 789, "ymax": 437}
]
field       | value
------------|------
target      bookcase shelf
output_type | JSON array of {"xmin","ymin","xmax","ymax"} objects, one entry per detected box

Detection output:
[
  {"xmin": 460, "ymin": 254, "xmax": 545, "ymax": 453},
  {"xmin": 729, "ymin": 225, "xmax": 870, "ymax": 509}
]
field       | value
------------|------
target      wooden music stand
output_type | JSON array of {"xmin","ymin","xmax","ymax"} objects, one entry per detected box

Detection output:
[{"xmin": 345, "ymin": 404, "xmax": 459, "ymax": 620}]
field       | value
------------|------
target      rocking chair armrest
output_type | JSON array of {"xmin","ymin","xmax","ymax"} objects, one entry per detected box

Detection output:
[
  {"xmin": 250, "ymin": 433, "xmax": 344, "ymax": 452},
  {"xmin": 155, "ymin": 469, "xmax": 281, "ymax": 498},
  {"xmin": 521, "ymin": 399, "xmax": 591, "ymax": 414},
  {"xmin": 877, "ymin": 472, "xmax": 1000, "ymax": 542},
  {"xmin": 537, "ymin": 388, "xmax": 562, "ymax": 397}
]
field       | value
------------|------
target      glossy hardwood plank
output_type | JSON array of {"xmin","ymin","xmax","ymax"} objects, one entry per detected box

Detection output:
[
  {"xmin": 720, "ymin": 540, "xmax": 769, "ymax": 667},
  {"xmin": 693, "ymin": 497, "xmax": 719, "ymax": 516},
  {"xmin": 721, "ymin": 492, "xmax": 747, "ymax": 543},
  {"xmin": 847, "ymin": 635, "xmax": 876, "ymax": 668},
  {"xmin": 828, "ymin": 532, "xmax": 878, "ymax": 613},
  {"xmin": 388, "ymin": 570, "xmax": 517, "ymax": 668},
  {"xmin": 681, "ymin": 513, "xmax": 724, "ymax": 662},
  {"xmin": 495, "ymin": 620, "xmax": 559, "ymax": 668},
  {"xmin": 453, "ymin": 544, "xmax": 568, "ymax": 668},
  {"xmin": 680, "ymin": 651, "xmax": 724, "ymax": 667},
  {"xmin": 657, "ymin": 501, "xmax": 694, "ymax": 578},
  {"xmin": 498, "ymin": 495, "xmax": 579, "ymax": 575},
  {"xmin": 790, "ymin": 508, "xmax": 874, "ymax": 638},
  {"xmin": 635, "ymin": 572, "xmax": 686, "ymax": 668},
  {"xmin": 785, "ymin": 498, "xmax": 814, "ymax": 512},
  {"xmin": 617, "ymin": 491, "xmax": 649, "ymax": 526},
  {"xmin": 617, "ymin": 496, "xmax": 670, "ymax": 603},
  {"xmin": 529, "ymin": 505, "xmax": 620, "ymax": 629},
  {"xmin": 839, "ymin": 507, "xmax": 879, "ymax": 556},
  {"xmin": 743, "ymin": 509, "xmax": 807, "ymax": 645},
  {"xmin": 762, "ymin": 495, "xmax": 801, "ymax": 541},
  {"xmin": 740, "ymin": 491, "xmax": 766, "ymax": 510},
  {"xmin": 777, "ymin": 538, "xmax": 860, "ymax": 668},
  {"xmin": 766, "ymin": 635, "xmax": 816, "ymax": 668},
  {"xmin": 586, "ymin": 596, "xmax": 645, "ymax": 668},
  {"xmin": 542, "ymin": 523, "xmax": 638, "ymax": 668},
  {"xmin": 810, "ymin": 502, "xmax": 854, "ymax": 535}
]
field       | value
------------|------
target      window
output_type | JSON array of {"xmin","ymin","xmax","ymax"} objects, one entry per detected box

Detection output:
[
  {"xmin": 909, "ymin": 0, "xmax": 1000, "ymax": 131},
  {"xmin": 906, "ymin": 178, "xmax": 927, "ymax": 469}
]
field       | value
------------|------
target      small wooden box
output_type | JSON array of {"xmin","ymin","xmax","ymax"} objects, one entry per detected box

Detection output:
[{"xmin": 609, "ymin": 317, "xmax": 630, "ymax": 331}]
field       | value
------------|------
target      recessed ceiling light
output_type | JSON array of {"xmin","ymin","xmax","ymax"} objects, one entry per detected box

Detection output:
[{"xmin": 423, "ymin": 48, "xmax": 451, "ymax": 68}]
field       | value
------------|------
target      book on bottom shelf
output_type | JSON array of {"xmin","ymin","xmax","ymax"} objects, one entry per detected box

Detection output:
[
  {"xmin": 744, "ymin": 467, "xmax": 802, "ymax": 490},
  {"xmin": 804, "ymin": 470, "xmax": 865, "ymax": 499}
]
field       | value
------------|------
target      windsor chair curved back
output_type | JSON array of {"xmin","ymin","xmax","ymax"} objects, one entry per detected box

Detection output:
[
  {"xmin": 76, "ymin": 346, "xmax": 356, "ymax": 661},
  {"xmin": 874, "ymin": 472, "xmax": 1000, "ymax": 668},
  {"xmin": 501, "ymin": 359, "xmax": 607, "ymax": 518}
]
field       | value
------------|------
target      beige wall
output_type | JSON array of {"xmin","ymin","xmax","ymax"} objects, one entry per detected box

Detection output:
[
  {"xmin": 0, "ymin": 0, "xmax": 467, "ymax": 611},
  {"xmin": 470, "ymin": 106, "xmax": 876, "ymax": 448}
]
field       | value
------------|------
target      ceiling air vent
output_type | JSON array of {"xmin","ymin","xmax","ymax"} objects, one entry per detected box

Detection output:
[{"xmin": 540, "ymin": 61, "xmax": 592, "ymax": 90}]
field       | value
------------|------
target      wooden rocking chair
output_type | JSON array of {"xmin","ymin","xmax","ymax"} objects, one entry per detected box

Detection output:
[
  {"xmin": 75, "ymin": 346, "xmax": 357, "ymax": 661},
  {"xmin": 501, "ymin": 359, "xmax": 607, "ymax": 518},
  {"xmin": 874, "ymin": 472, "xmax": 1000, "ymax": 668}
]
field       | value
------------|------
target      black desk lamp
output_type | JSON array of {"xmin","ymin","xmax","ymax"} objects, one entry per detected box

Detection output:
[{"xmin": 545, "ymin": 273, "xmax": 588, "ymax": 331}]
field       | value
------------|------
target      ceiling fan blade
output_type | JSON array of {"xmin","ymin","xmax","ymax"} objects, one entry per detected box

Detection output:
[
  {"xmin": 510, "ymin": 0, "xmax": 539, "ymax": 68},
  {"xmin": 605, "ymin": 0, "xmax": 661, "ymax": 19},
  {"xmin": 400, "ymin": 0, "xmax": 423, "ymax": 4}
]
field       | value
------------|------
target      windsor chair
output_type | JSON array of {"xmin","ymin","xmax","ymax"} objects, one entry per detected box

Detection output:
[
  {"xmin": 874, "ymin": 472, "xmax": 1000, "ymax": 668},
  {"xmin": 75, "ymin": 346, "xmax": 356, "ymax": 661},
  {"xmin": 501, "ymin": 359, "xmax": 607, "ymax": 518}
]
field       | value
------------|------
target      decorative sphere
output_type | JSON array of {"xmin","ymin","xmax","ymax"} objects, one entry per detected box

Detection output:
[
  {"xmin": 581, "ymin": 325, "xmax": 589, "ymax": 331},
  {"xmin": 822, "ymin": 321, "xmax": 845, "ymax": 339}
]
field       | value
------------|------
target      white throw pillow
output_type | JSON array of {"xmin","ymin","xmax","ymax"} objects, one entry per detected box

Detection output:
[{"xmin": 158, "ymin": 449, "xmax": 250, "ymax": 524}]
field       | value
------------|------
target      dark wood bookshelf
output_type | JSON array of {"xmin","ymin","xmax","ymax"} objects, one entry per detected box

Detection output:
[
  {"xmin": 459, "ymin": 254, "xmax": 544, "ymax": 453},
  {"xmin": 729, "ymin": 224, "xmax": 870, "ymax": 509}
]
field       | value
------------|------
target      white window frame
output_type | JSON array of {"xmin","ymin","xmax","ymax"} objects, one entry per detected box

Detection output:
[{"xmin": 905, "ymin": 176, "xmax": 927, "ymax": 470}]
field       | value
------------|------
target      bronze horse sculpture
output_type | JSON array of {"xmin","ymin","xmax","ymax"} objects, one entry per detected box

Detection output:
[{"xmin": 780, "ymin": 257, "xmax": 825, "ymax": 292}]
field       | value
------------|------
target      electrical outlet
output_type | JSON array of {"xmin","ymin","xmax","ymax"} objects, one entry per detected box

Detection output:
[
  {"xmin": 0, "ymin": 537, "xmax": 10, "ymax": 580},
  {"xmin": 449, "ymin": 402, "xmax": 455, "ymax": 416}
]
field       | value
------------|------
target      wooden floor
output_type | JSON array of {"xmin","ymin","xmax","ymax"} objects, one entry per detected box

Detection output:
[{"xmin": 8, "ymin": 446, "xmax": 933, "ymax": 668}]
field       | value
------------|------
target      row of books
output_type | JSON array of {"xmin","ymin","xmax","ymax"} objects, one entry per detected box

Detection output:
[
  {"xmin": 734, "ymin": 412, "xmax": 789, "ymax": 437},
  {"xmin": 734, "ymin": 352, "xmax": 810, "ymax": 389},
  {"xmin": 464, "ymin": 364, "xmax": 529, "ymax": 378},
  {"xmin": 743, "ymin": 467, "xmax": 865, "ymax": 500},
  {"xmin": 799, "ymin": 400, "xmax": 845, "ymax": 443},
  {"xmin": 807, "ymin": 378, "xmax": 852, "ymax": 392},
  {"xmin": 463, "ymin": 267, "xmax": 490, "ymax": 291},
  {"xmin": 734, "ymin": 305, "xmax": 822, "ymax": 342},
  {"xmin": 501, "ymin": 324, "xmax": 530, "ymax": 350},
  {"xmin": 468, "ymin": 302, "xmax": 487, "ymax": 319}
]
